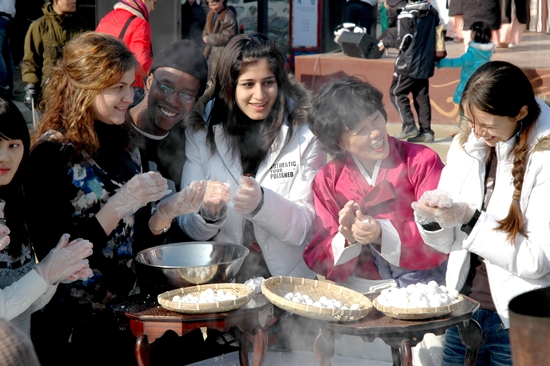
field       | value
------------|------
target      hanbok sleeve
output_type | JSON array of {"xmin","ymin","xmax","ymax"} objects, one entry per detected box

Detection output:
[{"xmin": 303, "ymin": 168, "xmax": 379, "ymax": 282}]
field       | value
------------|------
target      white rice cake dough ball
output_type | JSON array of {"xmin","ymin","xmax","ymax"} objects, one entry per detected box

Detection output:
[
  {"xmin": 376, "ymin": 281, "xmax": 460, "ymax": 308},
  {"xmin": 282, "ymin": 293, "xmax": 362, "ymax": 310},
  {"xmin": 171, "ymin": 289, "xmax": 238, "ymax": 304}
]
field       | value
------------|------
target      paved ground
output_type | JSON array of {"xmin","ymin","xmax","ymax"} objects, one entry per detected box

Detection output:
[
  {"xmin": 387, "ymin": 123, "xmax": 456, "ymax": 164},
  {"xmin": 189, "ymin": 350, "xmax": 392, "ymax": 366}
]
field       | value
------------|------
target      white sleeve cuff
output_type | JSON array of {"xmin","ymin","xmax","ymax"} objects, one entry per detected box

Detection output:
[
  {"xmin": 377, "ymin": 219, "xmax": 401, "ymax": 266},
  {"xmin": 332, "ymin": 232, "xmax": 362, "ymax": 266}
]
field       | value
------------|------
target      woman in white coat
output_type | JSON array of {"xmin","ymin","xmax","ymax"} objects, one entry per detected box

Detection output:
[
  {"xmin": 171, "ymin": 34, "xmax": 326, "ymax": 356},
  {"xmin": 180, "ymin": 33, "xmax": 326, "ymax": 281},
  {"xmin": 412, "ymin": 60, "xmax": 550, "ymax": 365}
]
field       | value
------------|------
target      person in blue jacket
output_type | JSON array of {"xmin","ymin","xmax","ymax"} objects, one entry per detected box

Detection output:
[{"xmin": 437, "ymin": 21, "xmax": 494, "ymax": 105}]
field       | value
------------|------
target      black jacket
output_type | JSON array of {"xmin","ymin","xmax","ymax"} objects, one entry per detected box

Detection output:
[{"xmin": 382, "ymin": 1, "xmax": 439, "ymax": 79}]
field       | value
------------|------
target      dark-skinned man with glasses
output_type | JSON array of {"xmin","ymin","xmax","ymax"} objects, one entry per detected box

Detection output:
[{"xmin": 126, "ymin": 39, "xmax": 208, "ymax": 246}]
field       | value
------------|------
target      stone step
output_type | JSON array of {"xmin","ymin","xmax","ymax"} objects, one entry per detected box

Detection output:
[{"xmin": 387, "ymin": 123, "xmax": 456, "ymax": 164}]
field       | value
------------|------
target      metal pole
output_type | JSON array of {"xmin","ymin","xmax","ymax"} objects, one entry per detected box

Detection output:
[
  {"xmin": 257, "ymin": 0, "xmax": 268, "ymax": 36},
  {"xmin": 31, "ymin": 97, "xmax": 36, "ymax": 129}
]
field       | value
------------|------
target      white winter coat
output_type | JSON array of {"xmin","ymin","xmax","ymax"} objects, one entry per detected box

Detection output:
[
  {"xmin": 419, "ymin": 99, "xmax": 550, "ymax": 328},
  {"xmin": 179, "ymin": 83, "xmax": 327, "ymax": 278}
]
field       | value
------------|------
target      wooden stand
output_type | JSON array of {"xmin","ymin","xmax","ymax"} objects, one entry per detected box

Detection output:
[
  {"xmin": 114, "ymin": 294, "xmax": 274, "ymax": 366},
  {"xmin": 313, "ymin": 295, "xmax": 481, "ymax": 366}
]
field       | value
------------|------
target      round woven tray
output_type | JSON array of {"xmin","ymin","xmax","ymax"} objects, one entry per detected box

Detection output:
[
  {"xmin": 157, "ymin": 283, "xmax": 253, "ymax": 314},
  {"xmin": 372, "ymin": 295, "xmax": 464, "ymax": 320},
  {"xmin": 261, "ymin": 276, "xmax": 371, "ymax": 322}
]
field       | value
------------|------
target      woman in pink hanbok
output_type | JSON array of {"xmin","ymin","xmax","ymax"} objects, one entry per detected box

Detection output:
[
  {"xmin": 303, "ymin": 77, "xmax": 448, "ymax": 293},
  {"xmin": 303, "ymin": 77, "xmax": 450, "ymax": 365}
]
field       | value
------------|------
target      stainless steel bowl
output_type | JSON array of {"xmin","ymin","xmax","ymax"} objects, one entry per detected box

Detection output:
[{"xmin": 134, "ymin": 242, "xmax": 249, "ymax": 295}]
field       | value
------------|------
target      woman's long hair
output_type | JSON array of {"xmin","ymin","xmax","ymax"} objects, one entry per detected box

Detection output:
[
  {"xmin": 460, "ymin": 61, "xmax": 541, "ymax": 242},
  {"xmin": 205, "ymin": 33, "xmax": 293, "ymax": 161},
  {"xmin": 35, "ymin": 31, "xmax": 138, "ymax": 157},
  {"xmin": 0, "ymin": 98, "xmax": 32, "ymax": 257}
]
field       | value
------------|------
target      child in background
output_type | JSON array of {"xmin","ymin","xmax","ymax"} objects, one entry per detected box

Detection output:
[
  {"xmin": 437, "ymin": 21, "xmax": 494, "ymax": 105},
  {"xmin": 436, "ymin": 21, "xmax": 493, "ymax": 136}
]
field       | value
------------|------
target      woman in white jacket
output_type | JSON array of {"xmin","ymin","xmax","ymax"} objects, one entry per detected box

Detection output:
[
  {"xmin": 0, "ymin": 98, "xmax": 92, "ymax": 335},
  {"xmin": 412, "ymin": 61, "xmax": 550, "ymax": 365},
  {"xmin": 180, "ymin": 33, "xmax": 326, "ymax": 281}
]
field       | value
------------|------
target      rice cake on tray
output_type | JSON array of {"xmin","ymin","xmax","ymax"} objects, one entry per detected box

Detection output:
[
  {"xmin": 372, "ymin": 281, "xmax": 463, "ymax": 320},
  {"xmin": 261, "ymin": 276, "xmax": 372, "ymax": 322},
  {"xmin": 157, "ymin": 283, "xmax": 253, "ymax": 314}
]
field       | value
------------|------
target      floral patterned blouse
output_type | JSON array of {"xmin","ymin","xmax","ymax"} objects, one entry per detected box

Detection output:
[{"xmin": 24, "ymin": 123, "xmax": 146, "ymax": 314}]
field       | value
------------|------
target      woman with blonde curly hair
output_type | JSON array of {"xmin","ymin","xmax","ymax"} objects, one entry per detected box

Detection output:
[{"xmin": 24, "ymin": 31, "xmax": 171, "ymax": 366}]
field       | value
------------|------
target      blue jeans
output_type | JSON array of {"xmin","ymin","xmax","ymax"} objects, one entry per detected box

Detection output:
[
  {"xmin": 346, "ymin": 3, "xmax": 374, "ymax": 34},
  {"xmin": 443, "ymin": 309, "xmax": 512, "ymax": 366},
  {"xmin": 0, "ymin": 16, "xmax": 13, "ymax": 91}
]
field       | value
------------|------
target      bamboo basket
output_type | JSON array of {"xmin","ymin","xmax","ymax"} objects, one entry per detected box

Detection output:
[
  {"xmin": 157, "ymin": 283, "xmax": 253, "ymax": 314},
  {"xmin": 261, "ymin": 276, "xmax": 371, "ymax": 322},
  {"xmin": 372, "ymin": 295, "xmax": 464, "ymax": 320}
]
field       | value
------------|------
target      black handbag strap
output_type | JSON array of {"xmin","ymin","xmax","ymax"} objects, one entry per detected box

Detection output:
[{"xmin": 118, "ymin": 15, "xmax": 137, "ymax": 40}]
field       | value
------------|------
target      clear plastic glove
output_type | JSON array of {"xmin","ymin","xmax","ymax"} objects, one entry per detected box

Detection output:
[
  {"xmin": 0, "ymin": 210, "xmax": 10, "ymax": 251},
  {"xmin": 156, "ymin": 180, "xmax": 207, "ymax": 221},
  {"xmin": 233, "ymin": 176, "xmax": 263, "ymax": 215},
  {"xmin": 417, "ymin": 189, "xmax": 454, "ymax": 208},
  {"xmin": 413, "ymin": 209, "xmax": 434, "ymax": 226},
  {"xmin": 60, "ymin": 266, "xmax": 94, "ymax": 284},
  {"xmin": 410, "ymin": 190, "xmax": 439, "ymax": 225},
  {"xmin": 35, "ymin": 234, "xmax": 93, "ymax": 285},
  {"xmin": 200, "ymin": 180, "xmax": 231, "ymax": 222},
  {"xmin": 433, "ymin": 202, "xmax": 476, "ymax": 228},
  {"xmin": 108, "ymin": 172, "xmax": 171, "ymax": 219},
  {"xmin": 412, "ymin": 201, "xmax": 475, "ymax": 228},
  {"xmin": 60, "ymin": 238, "xmax": 94, "ymax": 283}
]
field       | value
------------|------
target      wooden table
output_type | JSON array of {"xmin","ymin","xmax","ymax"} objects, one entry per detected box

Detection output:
[
  {"xmin": 313, "ymin": 295, "xmax": 481, "ymax": 366},
  {"xmin": 114, "ymin": 294, "xmax": 274, "ymax": 366}
]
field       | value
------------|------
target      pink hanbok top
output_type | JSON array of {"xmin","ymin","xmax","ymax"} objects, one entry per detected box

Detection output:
[{"xmin": 303, "ymin": 137, "xmax": 448, "ymax": 283}]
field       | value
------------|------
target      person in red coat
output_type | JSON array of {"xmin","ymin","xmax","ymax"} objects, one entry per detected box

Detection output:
[
  {"xmin": 303, "ymin": 77, "xmax": 448, "ymax": 293},
  {"xmin": 96, "ymin": 0, "xmax": 156, "ymax": 104}
]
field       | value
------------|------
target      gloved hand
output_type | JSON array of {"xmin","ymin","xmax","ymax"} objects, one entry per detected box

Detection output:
[
  {"xmin": 417, "ymin": 189, "xmax": 453, "ymax": 208},
  {"xmin": 432, "ymin": 202, "xmax": 476, "ymax": 228},
  {"xmin": 59, "ymin": 238, "xmax": 94, "ymax": 283},
  {"xmin": 412, "ymin": 200, "xmax": 476, "ymax": 228},
  {"xmin": 108, "ymin": 172, "xmax": 171, "ymax": 219},
  {"xmin": 233, "ymin": 176, "xmax": 263, "ymax": 215},
  {"xmin": 0, "ymin": 210, "xmax": 10, "ymax": 250},
  {"xmin": 412, "ymin": 189, "xmax": 453, "ymax": 225},
  {"xmin": 35, "ymin": 234, "xmax": 93, "ymax": 285},
  {"xmin": 24, "ymin": 83, "xmax": 36, "ymax": 110},
  {"xmin": 200, "ymin": 180, "xmax": 231, "ymax": 222},
  {"xmin": 156, "ymin": 180, "xmax": 207, "ymax": 221}
]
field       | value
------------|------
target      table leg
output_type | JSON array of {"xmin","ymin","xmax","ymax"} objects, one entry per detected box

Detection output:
[
  {"xmin": 457, "ymin": 319, "xmax": 482, "ymax": 366},
  {"xmin": 391, "ymin": 346, "xmax": 401, "ymax": 366},
  {"xmin": 239, "ymin": 326, "xmax": 268, "ymax": 366},
  {"xmin": 401, "ymin": 339, "xmax": 412, "ymax": 366},
  {"xmin": 313, "ymin": 328, "xmax": 334, "ymax": 366},
  {"xmin": 135, "ymin": 333, "xmax": 152, "ymax": 366}
]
